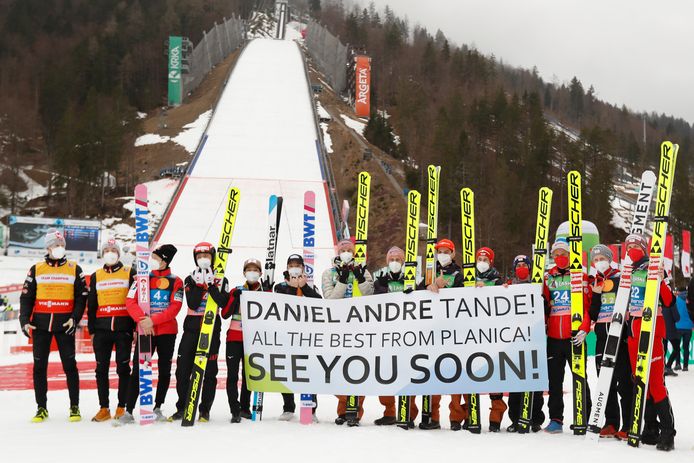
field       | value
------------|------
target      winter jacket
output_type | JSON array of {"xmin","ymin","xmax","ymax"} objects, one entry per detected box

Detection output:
[
  {"xmin": 20, "ymin": 256, "xmax": 88, "ymax": 332},
  {"xmin": 687, "ymin": 279, "xmax": 694, "ymax": 322},
  {"xmin": 87, "ymin": 262, "xmax": 136, "ymax": 333},
  {"xmin": 274, "ymin": 280, "xmax": 322, "ymax": 298},
  {"xmin": 321, "ymin": 258, "xmax": 374, "ymax": 299},
  {"xmin": 418, "ymin": 261, "xmax": 465, "ymax": 290},
  {"xmin": 626, "ymin": 257, "xmax": 674, "ymax": 317},
  {"xmin": 125, "ymin": 267, "xmax": 183, "ymax": 336},
  {"xmin": 222, "ymin": 280, "xmax": 271, "ymax": 342},
  {"xmin": 542, "ymin": 265, "xmax": 592, "ymax": 339},
  {"xmin": 477, "ymin": 267, "xmax": 503, "ymax": 286},
  {"xmin": 675, "ymin": 292, "xmax": 693, "ymax": 330},
  {"xmin": 183, "ymin": 273, "xmax": 232, "ymax": 333},
  {"xmin": 588, "ymin": 267, "xmax": 621, "ymax": 324},
  {"xmin": 374, "ymin": 267, "xmax": 406, "ymax": 294}
]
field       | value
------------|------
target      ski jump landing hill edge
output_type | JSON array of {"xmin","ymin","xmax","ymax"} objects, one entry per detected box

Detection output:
[{"xmin": 154, "ymin": 38, "xmax": 337, "ymax": 289}]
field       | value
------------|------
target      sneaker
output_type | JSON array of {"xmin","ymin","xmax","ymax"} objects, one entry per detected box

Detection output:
[
  {"xmin": 544, "ymin": 420, "xmax": 563, "ymax": 434},
  {"xmin": 92, "ymin": 407, "xmax": 111, "ymax": 422},
  {"xmin": 450, "ymin": 421, "xmax": 462, "ymax": 431},
  {"xmin": 684, "ymin": 365, "xmax": 689, "ymax": 372},
  {"xmin": 113, "ymin": 411, "xmax": 135, "ymax": 426},
  {"xmin": 240, "ymin": 410, "xmax": 252, "ymax": 420},
  {"xmin": 31, "ymin": 407, "xmax": 48, "ymax": 423},
  {"xmin": 664, "ymin": 367, "xmax": 678, "ymax": 377},
  {"xmin": 674, "ymin": 363, "xmax": 682, "ymax": 371},
  {"xmin": 489, "ymin": 421, "xmax": 501, "ymax": 432},
  {"xmin": 615, "ymin": 429, "xmax": 628, "ymax": 440},
  {"xmin": 114, "ymin": 407, "xmax": 126, "ymax": 419},
  {"xmin": 312, "ymin": 414, "xmax": 319, "ymax": 424},
  {"xmin": 335, "ymin": 415, "xmax": 346, "ymax": 425},
  {"xmin": 641, "ymin": 423, "xmax": 660, "ymax": 445},
  {"xmin": 230, "ymin": 413, "xmax": 241, "ymax": 424},
  {"xmin": 531, "ymin": 423, "xmax": 542, "ymax": 433},
  {"xmin": 168, "ymin": 411, "xmax": 183, "ymax": 422},
  {"xmin": 199, "ymin": 411, "xmax": 210, "ymax": 422},
  {"xmin": 599, "ymin": 424, "xmax": 617, "ymax": 438},
  {"xmin": 278, "ymin": 411, "xmax": 294, "ymax": 421},
  {"xmin": 506, "ymin": 423, "xmax": 518, "ymax": 433},
  {"xmin": 419, "ymin": 420, "xmax": 441, "ymax": 430},
  {"xmin": 69, "ymin": 406, "xmax": 82, "ymax": 422},
  {"xmin": 153, "ymin": 408, "xmax": 166, "ymax": 422},
  {"xmin": 374, "ymin": 415, "xmax": 396, "ymax": 426}
]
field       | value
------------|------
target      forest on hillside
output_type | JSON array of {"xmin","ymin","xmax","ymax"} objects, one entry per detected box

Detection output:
[
  {"xmin": 0, "ymin": 0, "xmax": 692, "ymax": 271},
  {"xmin": 295, "ymin": 0, "xmax": 694, "ymax": 268},
  {"xmin": 0, "ymin": 0, "xmax": 259, "ymax": 216}
]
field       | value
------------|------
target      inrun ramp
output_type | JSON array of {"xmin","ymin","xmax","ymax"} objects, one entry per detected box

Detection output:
[{"xmin": 156, "ymin": 38, "xmax": 337, "ymax": 289}]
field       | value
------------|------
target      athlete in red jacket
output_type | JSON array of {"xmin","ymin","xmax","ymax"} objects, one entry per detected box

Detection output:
[{"xmin": 118, "ymin": 244, "xmax": 183, "ymax": 424}]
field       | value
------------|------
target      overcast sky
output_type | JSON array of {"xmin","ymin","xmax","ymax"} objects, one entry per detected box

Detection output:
[{"xmin": 354, "ymin": 0, "xmax": 694, "ymax": 125}]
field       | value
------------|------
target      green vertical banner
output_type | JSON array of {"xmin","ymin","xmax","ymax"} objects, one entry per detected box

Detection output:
[{"xmin": 168, "ymin": 36, "xmax": 183, "ymax": 106}]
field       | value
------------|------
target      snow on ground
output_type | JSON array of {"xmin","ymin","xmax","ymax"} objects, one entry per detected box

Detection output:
[
  {"xmin": 340, "ymin": 114, "xmax": 367, "ymax": 136},
  {"xmin": 121, "ymin": 178, "xmax": 178, "ymax": 232},
  {"xmin": 285, "ymin": 20, "xmax": 305, "ymax": 42},
  {"xmin": 549, "ymin": 120, "xmax": 581, "ymax": 142},
  {"xmin": 611, "ymin": 195, "xmax": 633, "ymax": 233},
  {"xmin": 320, "ymin": 122, "xmax": 333, "ymax": 153},
  {"xmin": 136, "ymin": 111, "xmax": 147, "ymax": 119},
  {"xmin": 133, "ymin": 110, "xmax": 211, "ymax": 155},
  {"xmin": 316, "ymin": 101, "xmax": 331, "ymax": 121},
  {"xmin": 0, "ymin": 358, "xmax": 691, "ymax": 462}
]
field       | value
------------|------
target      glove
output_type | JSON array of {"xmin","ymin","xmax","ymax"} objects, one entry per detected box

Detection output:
[
  {"xmin": 352, "ymin": 264, "xmax": 366, "ymax": 284},
  {"xmin": 572, "ymin": 330, "xmax": 587, "ymax": 346},
  {"xmin": 63, "ymin": 318, "xmax": 76, "ymax": 336},
  {"xmin": 22, "ymin": 323, "xmax": 36, "ymax": 338},
  {"xmin": 337, "ymin": 265, "xmax": 351, "ymax": 284},
  {"xmin": 203, "ymin": 268, "xmax": 215, "ymax": 286},
  {"xmin": 191, "ymin": 269, "xmax": 204, "ymax": 286},
  {"xmin": 232, "ymin": 287, "xmax": 243, "ymax": 298}
]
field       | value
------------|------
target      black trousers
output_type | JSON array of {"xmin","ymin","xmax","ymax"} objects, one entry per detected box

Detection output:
[
  {"xmin": 32, "ymin": 329, "xmax": 79, "ymax": 408},
  {"xmin": 664, "ymin": 338, "xmax": 681, "ymax": 368},
  {"xmin": 679, "ymin": 329, "xmax": 692, "ymax": 366},
  {"xmin": 126, "ymin": 334, "xmax": 176, "ymax": 413},
  {"xmin": 547, "ymin": 337, "xmax": 592, "ymax": 423},
  {"xmin": 508, "ymin": 391, "xmax": 545, "ymax": 425},
  {"xmin": 226, "ymin": 340, "xmax": 251, "ymax": 414},
  {"xmin": 92, "ymin": 330, "xmax": 133, "ymax": 408},
  {"xmin": 174, "ymin": 318, "xmax": 221, "ymax": 415},
  {"xmin": 594, "ymin": 323, "xmax": 632, "ymax": 430}
]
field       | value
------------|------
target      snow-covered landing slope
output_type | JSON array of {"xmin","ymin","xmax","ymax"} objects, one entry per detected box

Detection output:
[{"xmin": 156, "ymin": 38, "xmax": 336, "ymax": 291}]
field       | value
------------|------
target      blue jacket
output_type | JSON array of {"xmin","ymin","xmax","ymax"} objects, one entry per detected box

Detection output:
[{"xmin": 676, "ymin": 292, "xmax": 694, "ymax": 330}]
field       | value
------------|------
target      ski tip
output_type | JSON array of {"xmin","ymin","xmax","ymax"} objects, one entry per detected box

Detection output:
[{"xmin": 135, "ymin": 184, "xmax": 147, "ymax": 195}]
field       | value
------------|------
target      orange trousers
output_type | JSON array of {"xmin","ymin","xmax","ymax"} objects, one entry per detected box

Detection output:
[
  {"xmin": 379, "ymin": 396, "xmax": 419, "ymax": 420},
  {"xmin": 336, "ymin": 395, "xmax": 365, "ymax": 420}
]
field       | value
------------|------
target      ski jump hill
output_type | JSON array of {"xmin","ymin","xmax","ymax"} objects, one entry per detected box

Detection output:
[{"xmin": 154, "ymin": 38, "xmax": 337, "ymax": 286}]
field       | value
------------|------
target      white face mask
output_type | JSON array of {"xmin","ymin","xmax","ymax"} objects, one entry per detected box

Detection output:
[
  {"xmin": 437, "ymin": 253, "xmax": 452, "ymax": 267},
  {"xmin": 149, "ymin": 258, "xmax": 162, "ymax": 271},
  {"xmin": 288, "ymin": 267, "xmax": 303, "ymax": 278},
  {"xmin": 388, "ymin": 261, "xmax": 403, "ymax": 274},
  {"xmin": 594, "ymin": 260, "xmax": 611, "ymax": 274},
  {"xmin": 197, "ymin": 258, "xmax": 212, "ymax": 269},
  {"xmin": 340, "ymin": 251, "xmax": 353, "ymax": 264},
  {"xmin": 103, "ymin": 251, "xmax": 119, "ymax": 266},
  {"xmin": 50, "ymin": 246, "xmax": 66, "ymax": 260},
  {"xmin": 476, "ymin": 261, "xmax": 490, "ymax": 273},
  {"xmin": 245, "ymin": 271, "xmax": 260, "ymax": 284}
]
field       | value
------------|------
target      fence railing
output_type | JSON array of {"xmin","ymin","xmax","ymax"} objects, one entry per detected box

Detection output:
[
  {"xmin": 305, "ymin": 20, "xmax": 348, "ymax": 93},
  {"xmin": 182, "ymin": 16, "xmax": 246, "ymax": 98}
]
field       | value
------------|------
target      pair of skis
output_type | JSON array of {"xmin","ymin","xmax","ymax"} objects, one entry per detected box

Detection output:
[
  {"xmin": 586, "ymin": 170, "xmax": 656, "ymax": 438},
  {"xmin": 252, "ymin": 191, "xmax": 318, "ymax": 425},
  {"xmin": 345, "ymin": 172, "xmax": 371, "ymax": 426},
  {"xmin": 252, "ymin": 194, "xmax": 284, "ymax": 422},
  {"xmin": 517, "ymin": 186, "xmax": 554, "ymax": 433},
  {"xmin": 460, "ymin": 187, "xmax": 482, "ymax": 433}
]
